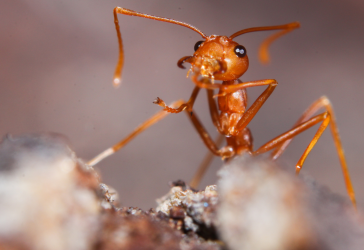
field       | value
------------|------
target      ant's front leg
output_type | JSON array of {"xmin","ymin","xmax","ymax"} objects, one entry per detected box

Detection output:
[
  {"xmin": 193, "ymin": 78, "xmax": 278, "ymax": 155},
  {"xmin": 191, "ymin": 74, "xmax": 277, "ymax": 94},
  {"xmin": 154, "ymin": 86, "xmax": 200, "ymax": 114},
  {"xmin": 192, "ymin": 76, "xmax": 279, "ymax": 132},
  {"xmin": 235, "ymin": 81, "xmax": 278, "ymax": 131},
  {"xmin": 88, "ymin": 99, "xmax": 185, "ymax": 167}
]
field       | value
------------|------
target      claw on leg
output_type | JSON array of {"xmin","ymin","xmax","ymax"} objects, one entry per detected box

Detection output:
[{"xmin": 153, "ymin": 97, "xmax": 190, "ymax": 113}]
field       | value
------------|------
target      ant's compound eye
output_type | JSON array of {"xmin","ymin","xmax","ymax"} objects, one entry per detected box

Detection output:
[
  {"xmin": 234, "ymin": 45, "xmax": 247, "ymax": 58},
  {"xmin": 194, "ymin": 41, "xmax": 204, "ymax": 51}
]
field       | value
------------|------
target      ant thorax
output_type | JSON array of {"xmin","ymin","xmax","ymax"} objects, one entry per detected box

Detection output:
[{"xmin": 218, "ymin": 85, "xmax": 248, "ymax": 137}]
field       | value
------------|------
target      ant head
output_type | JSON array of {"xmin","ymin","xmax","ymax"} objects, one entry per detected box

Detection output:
[
  {"xmin": 187, "ymin": 35, "xmax": 249, "ymax": 81},
  {"xmin": 176, "ymin": 21, "xmax": 299, "ymax": 82},
  {"xmin": 113, "ymin": 7, "xmax": 299, "ymax": 86}
]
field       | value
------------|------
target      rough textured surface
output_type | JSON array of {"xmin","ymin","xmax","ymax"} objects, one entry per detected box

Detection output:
[
  {"xmin": 96, "ymin": 208, "xmax": 183, "ymax": 250},
  {"xmin": 156, "ymin": 181, "xmax": 219, "ymax": 240},
  {"xmin": 0, "ymin": 134, "xmax": 222, "ymax": 250},
  {"xmin": 217, "ymin": 155, "xmax": 314, "ymax": 250},
  {"xmin": 302, "ymin": 175, "xmax": 364, "ymax": 250},
  {"xmin": 0, "ymin": 133, "xmax": 101, "ymax": 250},
  {"xmin": 96, "ymin": 207, "xmax": 221, "ymax": 250},
  {"xmin": 0, "ymin": 133, "xmax": 363, "ymax": 250},
  {"xmin": 217, "ymin": 155, "xmax": 364, "ymax": 250}
]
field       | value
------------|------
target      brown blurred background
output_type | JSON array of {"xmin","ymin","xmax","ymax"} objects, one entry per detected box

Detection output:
[{"xmin": 1, "ymin": 0, "xmax": 363, "ymax": 210}]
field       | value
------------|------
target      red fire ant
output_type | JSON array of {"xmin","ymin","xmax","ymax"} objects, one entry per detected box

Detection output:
[{"xmin": 94, "ymin": 7, "xmax": 356, "ymax": 209}]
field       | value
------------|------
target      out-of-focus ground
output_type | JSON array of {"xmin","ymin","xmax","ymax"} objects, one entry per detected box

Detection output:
[{"xmin": 0, "ymin": 0, "xmax": 363, "ymax": 210}]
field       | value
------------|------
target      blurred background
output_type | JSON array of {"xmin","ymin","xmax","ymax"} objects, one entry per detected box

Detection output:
[{"xmin": 1, "ymin": 0, "xmax": 363, "ymax": 210}]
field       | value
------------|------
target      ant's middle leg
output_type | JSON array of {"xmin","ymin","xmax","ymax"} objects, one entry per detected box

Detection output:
[
  {"xmin": 189, "ymin": 89, "xmax": 253, "ymax": 189},
  {"xmin": 189, "ymin": 129, "xmax": 253, "ymax": 189},
  {"xmin": 185, "ymin": 109, "xmax": 233, "ymax": 159}
]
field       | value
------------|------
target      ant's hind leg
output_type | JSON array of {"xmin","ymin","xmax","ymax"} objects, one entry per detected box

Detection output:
[
  {"xmin": 88, "ymin": 99, "xmax": 185, "ymax": 167},
  {"xmin": 271, "ymin": 96, "xmax": 339, "ymax": 160},
  {"xmin": 273, "ymin": 96, "xmax": 356, "ymax": 208},
  {"xmin": 270, "ymin": 96, "xmax": 355, "ymax": 208},
  {"xmin": 252, "ymin": 98, "xmax": 356, "ymax": 208}
]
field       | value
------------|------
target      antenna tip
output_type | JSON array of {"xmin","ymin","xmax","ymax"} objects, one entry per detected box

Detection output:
[
  {"xmin": 293, "ymin": 21, "xmax": 301, "ymax": 28},
  {"xmin": 259, "ymin": 51, "xmax": 270, "ymax": 65},
  {"xmin": 113, "ymin": 77, "xmax": 121, "ymax": 88}
]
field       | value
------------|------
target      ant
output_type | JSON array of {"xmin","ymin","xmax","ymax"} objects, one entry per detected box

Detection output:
[{"xmin": 107, "ymin": 7, "xmax": 356, "ymax": 209}]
